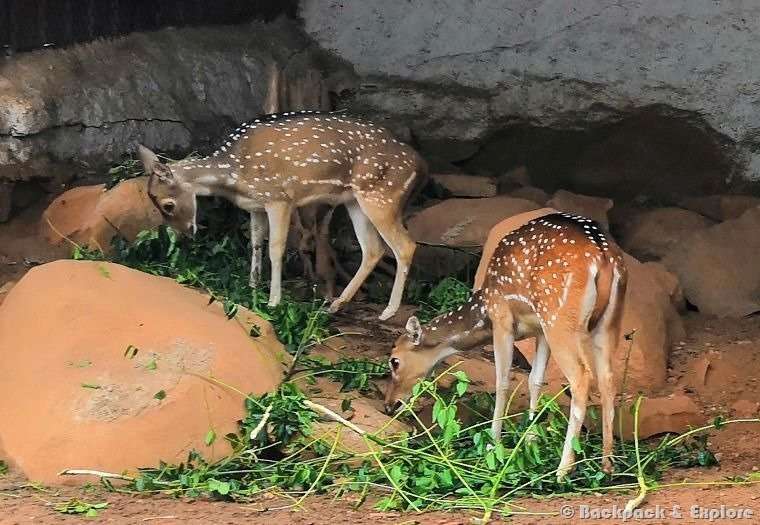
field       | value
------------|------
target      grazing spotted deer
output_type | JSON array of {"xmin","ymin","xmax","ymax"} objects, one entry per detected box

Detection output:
[
  {"xmin": 137, "ymin": 111, "xmax": 426, "ymax": 319},
  {"xmin": 384, "ymin": 212, "xmax": 628, "ymax": 479}
]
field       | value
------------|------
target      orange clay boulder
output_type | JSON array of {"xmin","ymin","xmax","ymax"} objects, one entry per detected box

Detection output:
[
  {"xmin": 546, "ymin": 190, "xmax": 613, "ymax": 230},
  {"xmin": 663, "ymin": 206, "xmax": 760, "ymax": 317},
  {"xmin": 407, "ymin": 196, "xmax": 541, "ymax": 248},
  {"xmin": 619, "ymin": 207, "xmax": 714, "ymax": 261},
  {"xmin": 0, "ymin": 260, "xmax": 288, "ymax": 485},
  {"xmin": 40, "ymin": 177, "xmax": 162, "ymax": 254}
]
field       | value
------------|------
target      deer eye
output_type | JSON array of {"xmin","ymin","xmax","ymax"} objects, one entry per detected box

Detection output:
[
  {"xmin": 160, "ymin": 200, "xmax": 176, "ymax": 215},
  {"xmin": 389, "ymin": 358, "xmax": 400, "ymax": 371}
]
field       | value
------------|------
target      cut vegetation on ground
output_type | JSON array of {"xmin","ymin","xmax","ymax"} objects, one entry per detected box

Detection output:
[{"xmin": 59, "ymin": 212, "xmax": 760, "ymax": 521}]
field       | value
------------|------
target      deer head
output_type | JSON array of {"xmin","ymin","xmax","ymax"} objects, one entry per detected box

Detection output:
[
  {"xmin": 384, "ymin": 306, "xmax": 490, "ymax": 414},
  {"xmin": 137, "ymin": 145, "xmax": 198, "ymax": 236}
]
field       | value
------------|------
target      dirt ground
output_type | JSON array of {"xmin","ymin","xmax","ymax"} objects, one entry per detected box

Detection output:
[{"xmin": 1, "ymin": 207, "xmax": 760, "ymax": 524}]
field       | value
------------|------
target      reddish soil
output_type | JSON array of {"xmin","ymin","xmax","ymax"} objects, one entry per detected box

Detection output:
[{"xmin": 1, "ymin": 210, "xmax": 760, "ymax": 524}]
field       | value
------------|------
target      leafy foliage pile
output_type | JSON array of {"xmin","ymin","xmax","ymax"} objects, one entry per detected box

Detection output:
[
  {"xmin": 128, "ymin": 370, "xmax": 713, "ymax": 516},
  {"xmin": 412, "ymin": 276, "xmax": 472, "ymax": 323},
  {"xmin": 104, "ymin": 153, "xmax": 199, "ymax": 190},
  {"xmin": 104, "ymin": 159, "xmax": 145, "ymax": 190},
  {"xmin": 73, "ymin": 200, "xmax": 329, "ymax": 352},
  {"xmin": 69, "ymin": 175, "xmax": 721, "ymax": 516},
  {"xmin": 297, "ymin": 355, "xmax": 389, "ymax": 393}
]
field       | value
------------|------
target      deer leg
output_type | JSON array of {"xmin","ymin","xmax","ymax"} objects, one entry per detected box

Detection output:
[
  {"xmin": 328, "ymin": 201, "xmax": 384, "ymax": 314},
  {"xmin": 291, "ymin": 208, "xmax": 318, "ymax": 283},
  {"xmin": 551, "ymin": 333, "xmax": 593, "ymax": 481},
  {"xmin": 265, "ymin": 201, "xmax": 292, "ymax": 307},
  {"xmin": 314, "ymin": 207, "xmax": 337, "ymax": 299},
  {"xmin": 528, "ymin": 334, "xmax": 551, "ymax": 421},
  {"xmin": 592, "ymin": 326, "xmax": 617, "ymax": 474},
  {"xmin": 249, "ymin": 211, "xmax": 267, "ymax": 288},
  {"xmin": 359, "ymin": 202, "xmax": 417, "ymax": 320},
  {"xmin": 491, "ymin": 322, "xmax": 515, "ymax": 441}
]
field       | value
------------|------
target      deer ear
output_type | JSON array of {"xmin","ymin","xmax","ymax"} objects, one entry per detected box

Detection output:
[
  {"xmin": 137, "ymin": 144, "xmax": 173, "ymax": 182},
  {"xmin": 405, "ymin": 316, "xmax": 423, "ymax": 346}
]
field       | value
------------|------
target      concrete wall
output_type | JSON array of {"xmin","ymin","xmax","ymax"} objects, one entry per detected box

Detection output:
[{"xmin": 300, "ymin": 1, "xmax": 760, "ymax": 186}]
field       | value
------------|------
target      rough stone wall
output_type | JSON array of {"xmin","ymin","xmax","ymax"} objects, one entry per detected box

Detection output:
[
  {"xmin": 300, "ymin": 1, "xmax": 760, "ymax": 188},
  {"xmin": 0, "ymin": 17, "xmax": 356, "ymax": 192}
]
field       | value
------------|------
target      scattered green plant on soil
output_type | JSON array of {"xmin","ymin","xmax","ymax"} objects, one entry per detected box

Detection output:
[
  {"xmin": 71, "ymin": 200, "xmax": 329, "ymax": 352},
  {"xmin": 296, "ymin": 355, "xmax": 390, "ymax": 393},
  {"xmin": 124, "ymin": 370, "xmax": 716, "ymax": 518},
  {"xmin": 54, "ymin": 499, "xmax": 108, "ymax": 518},
  {"xmin": 64, "ymin": 174, "xmax": 744, "ymax": 518}
]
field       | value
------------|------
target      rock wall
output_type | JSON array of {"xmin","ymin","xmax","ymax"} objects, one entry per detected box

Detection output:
[
  {"xmin": 0, "ymin": 17, "xmax": 357, "ymax": 216},
  {"xmin": 300, "ymin": 1, "xmax": 760, "ymax": 196},
  {"xmin": 5, "ymin": 2, "xmax": 760, "ymax": 218}
]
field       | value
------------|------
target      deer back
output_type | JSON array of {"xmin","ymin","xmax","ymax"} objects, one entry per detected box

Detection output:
[
  {"xmin": 479, "ymin": 213, "xmax": 626, "ymax": 331},
  {"xmin": 208, "ymin": 111, "xmax": 424, "ymax": 209}
]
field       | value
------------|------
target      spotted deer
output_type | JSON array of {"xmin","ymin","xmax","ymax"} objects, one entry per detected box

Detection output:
[
  {"xmin": 137, "ymin": 111, "xmax": 426, "ymax": 320},
  {"xmin": 384, "ymin": 212, "xmax": 628, "ymax": 479}
]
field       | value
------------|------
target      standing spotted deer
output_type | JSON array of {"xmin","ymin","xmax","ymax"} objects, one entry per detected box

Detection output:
[
  {"xmin": 137, "ymin": 111, "xmax": 426, "ymax": 320},
  {"xmin": 384, "ymin": 212, "xmax": 628, "ymax": 479}
]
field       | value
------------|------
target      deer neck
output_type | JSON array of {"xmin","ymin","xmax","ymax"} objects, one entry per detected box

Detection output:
[
  {"xmin": 424, "ymin": 290, "xmax": 492, "ymax": 356},
  {"xmin": 170, "ymin": 158, "xmax": 242, "ymax": 197}
]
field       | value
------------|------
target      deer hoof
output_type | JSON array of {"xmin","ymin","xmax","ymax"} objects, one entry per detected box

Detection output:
[
  {"xmin": 602, "ymin": 458, "xmax": 614, "ymax": 474},
  {"xmin": 556, "ymin": 464, "xmax": 573, "ymax": 482},
  {"xmin": 378, "ymin": 307, "xmax": 396, "ymax": 321},
  {"xmin": 327, "ymin": 299, "xmax": 343, "ymax": 314}
]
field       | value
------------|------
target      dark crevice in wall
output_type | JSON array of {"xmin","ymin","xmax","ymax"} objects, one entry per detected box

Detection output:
[{"xmin": 453, "ymin": 106, "xmax": 736, "ymax": 204}]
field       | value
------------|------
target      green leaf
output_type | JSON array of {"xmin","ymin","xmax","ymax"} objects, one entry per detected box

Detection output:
[
  {"xmin": 528, "ymin": 440, "xmax": 542, "ymax": 464},
  {"xmin": 341, "ymin": 398, "xmax": 353, "ymax": 412},
  {"xmin": 205, "ymin": 429, "xmax": 217, "ymax": 446},
  {"xmin": 453, "ymin": 370, "xmax": 470, "ymax": 383},
  {"xmin": 455, "ymin": 379, "xmax": 468, "ymax": 397},
  {"xmin": 485, "ymin": 450, "xmax": 496, "ymax": 470},
  {"xmin": 389, "ymin": 464, "xmax": 404, "ymax": 484},
  {"xmin": 223, "ymin": 301, "xmax": 239, "ymax": 319},
  {"xmin": 207, "ymin": 478, "xmax": 230, "ymax": 495},
  {"xmin": 437, "ymin": 469, "xmax": 453, "ymax": 487},
  {"xmin": 144, "ymin": 359, "xmax": 157, "ymax": 371},
  {"xmin": 571, "ymin": 436, "xmax": 582, "ymax": 454},
  {"xmin": 698, "ymin": 449, "xmax": 718, "ymax": 466},
  {"xmin": 153, "ymin": 390, "xmax": 166, "ymax": 401},
  {"xmin": 81, "ymin": 383, "xmax": 101, "ymax": 389},
  {"xmin": 494, "ymin": 442, "xmax": 505, "ymax": 463},
  {"xmin": 713, "ymin": 415, "xmax": 726, "ymax": 429},
  {"xmin": 432, "ymin": 399, "xmax": 444, "ymax": 426},
  {"xmin": 97, "ymin": 264, "xmax": 111, "ymax": 279}
]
